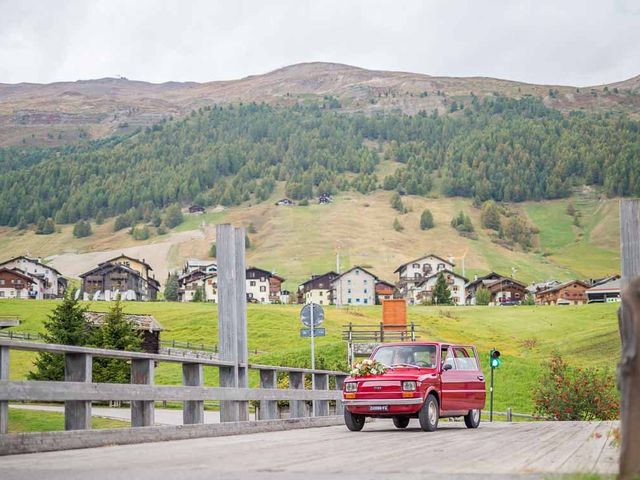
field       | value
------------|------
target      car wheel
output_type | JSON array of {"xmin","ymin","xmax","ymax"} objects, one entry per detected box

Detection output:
[
  {"xmin": 344, "ymin": 409, "xmax": 365, "ymax": 431},
  {"xmin": 392, "ymin": 416, "xmax": 410, "ymax": 429},
  {"xmin": 418, "ymin": 393, "xmax": 439, "ymax": 432},
  {"xmin": 464, "ymin": 409, "xmax": 481, "ymax": 428}
]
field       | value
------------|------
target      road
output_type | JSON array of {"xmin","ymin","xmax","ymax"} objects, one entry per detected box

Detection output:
[{"xmin": 1, "ymin": 419, "xmax": 618, "ymax": 479}]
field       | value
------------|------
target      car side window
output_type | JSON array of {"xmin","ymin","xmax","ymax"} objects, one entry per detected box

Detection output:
[
  {"xmin": 453, "ymin": 347, "xmax": 479, "ymax": 371},
  {"xmin": 442, "ymin": 348, "xmax": 457, "ymax": 371}
]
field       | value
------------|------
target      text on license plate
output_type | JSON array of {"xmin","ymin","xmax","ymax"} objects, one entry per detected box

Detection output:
[{"xmin": 369, "ymin": 405, "xmax": 389, "ymax": 412}]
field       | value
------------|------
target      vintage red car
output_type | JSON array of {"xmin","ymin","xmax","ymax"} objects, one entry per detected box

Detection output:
[{"xmin": 342, "ymin": 342, "xmax": 486, "ymax": 431}]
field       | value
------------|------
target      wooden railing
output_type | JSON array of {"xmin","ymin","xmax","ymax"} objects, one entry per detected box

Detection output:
[
  {"xmin": 341, "ymin": 322, "xmax": 417, "ymax": 343},
  {"xmin": 0, "ymin": 338, "xmax": 347, "ymax": 435}
]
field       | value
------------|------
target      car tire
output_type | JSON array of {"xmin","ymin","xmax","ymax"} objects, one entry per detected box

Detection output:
[
  {"xmin": 418, "ymin": 393, "xmax": 439, "ymax": 432},
  {"xmin": 464, "ymin": 409, "xmax": 481, "ymax": 428},
  {"xmin": 344, "ymin": 409, "xmax": 365, "ymax": 432},
  {"xmin": 392, "ymin": 416, "xmax": 410, "ymax": 429}
]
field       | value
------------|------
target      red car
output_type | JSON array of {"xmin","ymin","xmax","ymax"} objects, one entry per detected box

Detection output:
[{"xmin": 342, "ymin": 342, "xmax": 486, "ymax": 431}]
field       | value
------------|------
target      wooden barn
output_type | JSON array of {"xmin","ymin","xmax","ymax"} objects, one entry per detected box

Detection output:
[{"xmin": 83, "ymin": 311, "xmax": 163, "ymax": 353}]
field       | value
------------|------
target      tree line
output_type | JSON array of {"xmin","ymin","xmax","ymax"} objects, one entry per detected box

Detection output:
[{"xmin": 1, "ymin": 97, "xmax": 639, "ymax": 227}]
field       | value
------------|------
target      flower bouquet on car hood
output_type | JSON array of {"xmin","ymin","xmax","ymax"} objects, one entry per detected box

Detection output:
[{"xmin": 350, "ymin": 358, "xmax": 387, "ymax": 377}]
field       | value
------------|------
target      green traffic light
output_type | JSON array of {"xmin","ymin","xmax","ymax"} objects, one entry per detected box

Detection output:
[{"xmin": 490, "ymin": 349, "xmax": 501, "ymax": 369}]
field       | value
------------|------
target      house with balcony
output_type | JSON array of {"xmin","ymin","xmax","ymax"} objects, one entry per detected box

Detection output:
[
  {"xmin": 331, "ymin": 266, "xmax": 377, "ymax": 307},
  {"xmin": 394, "ymin": 254, "xmax": 454, "ymax": 300},
  {"xmin": 178, "ymin": 269, "xmax": 218, "ymax": 302},
  {"xmin": 298, "ymin": 271, "xmax": 338, "ymax": 305},
  {"xmin": 0, "ymin": 256, "xmax": 66, "ymax": 299},
  {"xmin": 80, "ymin": 255, "xmax": 160, "ymax": 301},
  {"xmin": 466, "ymin": 272, "xmax": 527, "ymax": 304},
  {"xmin": 535, "ymin": 280, "xmax": 589, "ymax": 305},
  {"xmin": 0, "ymin": 268, "xmax": 36, "ymax": 299},
  {"xmin": 246, "ymin": 267, "xmax": 286, "ymax": 304},
  {"xmin": 411, "ymin": 270, "xmax": 468, "ymax": 305}
]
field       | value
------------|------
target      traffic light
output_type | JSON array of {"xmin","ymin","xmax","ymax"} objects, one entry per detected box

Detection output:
[{"xmin": 490, "ymin": 349, "xmax": 501, "ymax": 369}]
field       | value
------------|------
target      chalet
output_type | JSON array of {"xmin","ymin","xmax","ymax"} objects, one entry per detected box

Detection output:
[
  {"xmin": 182, "ymin": 259, "xmax": 217, "ymax": 275},
  {"xmin": 527, "ymin": 280, "xmax": 561, "ymax": 295},
  {"xmin": 466, "ymin": 272, "xmax": 527, "ymax": 305},
  {"xmin": 394, "ymin": 254, "xmax": 455, "ymax": 299},
  {"xmin": 331, "ymin": 266, "xmax": 378, "ymax": 307},
  {"xmin": 0, "ymin": 268, "xmax": 36, "ymax": 299},
  {"xmin": 586, "ymin": 277, "xmax": 621, "ymax": 303},
  {"xmin": 178, "ymin": 270, "xmax": 218, "ymax": 302},
  {"xmin": 83, "ymin": 311, "xmax": 163, "ymax": 353},
  {"xmin": 298, "ymin": 272, "xmax": 339, "ymax": 305},
  {"xmin": 375, "ymin": 280, "xmax": 396, "ymax": 304},
  {"xmin": 0, "ymin": 256, "xmax": 66, "ymax": 299},
  {"xmin": 412, "ymin": 270, "xmax": 468, "ymax": 306},
  {"xmin": 80, "ymin": 255, "xmax": 160, "ymax": 301},
  {"xmin": 275, "ymin": 198, "xmax": 295, "ymax": 206},
  {"xmin": 188, "ymin": 205, "xmax": 205, "ymax": 214},
  {"xmin": 246, "ymin": 267, "xmax": 286, "ymax": 304},
  {"xmin": 536, "ymin": 280, "xmax": 590, "ymax": 305}
]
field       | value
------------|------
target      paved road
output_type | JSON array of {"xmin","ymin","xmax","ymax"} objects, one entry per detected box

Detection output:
[
  {"xmin": 9, "ymin": 404, "xmax": 256, "ymax": 424},
  {"xmin": 1, "ymin": 419, "xmax": 618, "ymax": 479}
]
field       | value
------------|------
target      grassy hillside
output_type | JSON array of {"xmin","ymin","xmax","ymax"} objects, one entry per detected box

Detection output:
[
  {"xmin": 0, "ymin": 299, "xmax": 620, "ymax": 414},
  {"xmin": 0, "ymin": 190, "xmax": 620, "ymax": 290}
]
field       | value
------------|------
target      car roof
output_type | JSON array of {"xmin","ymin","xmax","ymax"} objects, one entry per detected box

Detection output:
[{"xmin": 376, "ymin": 341, "xmax": 476, "ymax": 348}]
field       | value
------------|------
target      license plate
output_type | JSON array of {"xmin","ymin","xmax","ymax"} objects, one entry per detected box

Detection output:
[{"xmin": 369, "ymin": 405, "xmax": 389, "ymax": 412}]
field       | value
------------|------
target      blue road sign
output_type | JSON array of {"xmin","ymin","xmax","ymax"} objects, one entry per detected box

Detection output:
[{"xmin": 300, "ymin": 328, "xmax": 326, "ymax": 338}]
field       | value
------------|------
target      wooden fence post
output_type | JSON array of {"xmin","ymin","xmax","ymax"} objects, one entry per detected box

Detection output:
[
  {"xmin": 313, "ymin": 373, "xmax": 329, "ymax": 416},
  {"xmin": 0, "ymin": 346, "xmax": 8, "ymax": 434},
  {"xmin": 288, "ymin": 371, "xmax": 305, "ymax": 418},
  {"xmin": 259, "ymin": 368, "xmax": 278, "ymax": 420},
  {"xmin": 334, "ymin": 374, "xmax": 347, "ymax": 416},
  {"xmin": 182, "ymin": 363, "xmax": 204, "ymax": 424},
  {"xmin": 618, "ymin": 199, "xmax": 640, "ymax": 480},
  {"xmin": 217, "ymin": 224, "xmax": 249, "ymax": 422},
  {"xmin": 64, "ymin": 353, "xmax": 92, "ymax": 430},
  {"xmin": 131, "ymin": 359, "xmax": 154, "ymax": 427}
]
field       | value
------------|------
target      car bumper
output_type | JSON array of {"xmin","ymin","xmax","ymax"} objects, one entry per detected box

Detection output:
[{"xmin": 342, "ymin": 398, "xmax": 424, "ymax": 406}]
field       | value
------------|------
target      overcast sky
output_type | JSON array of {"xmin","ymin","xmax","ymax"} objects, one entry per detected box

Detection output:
[{"xmin": 1, "ymin": 0, "xmax": 639, "ymax": 86}]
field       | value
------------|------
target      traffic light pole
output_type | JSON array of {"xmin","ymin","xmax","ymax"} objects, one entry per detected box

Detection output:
[{"xmin": 490, "ymin": 364, "xmax": 494, "ymax": 422}]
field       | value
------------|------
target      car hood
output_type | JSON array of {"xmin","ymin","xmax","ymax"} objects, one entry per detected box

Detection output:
[{"xmin": 346, "ymin": 368, "xmax": 438, "ymax": 383}]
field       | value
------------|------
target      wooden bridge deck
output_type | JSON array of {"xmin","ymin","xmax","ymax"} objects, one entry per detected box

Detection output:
[{"xmin": 2, "ymin": 420, "xmax": 618, "ymax": 479}]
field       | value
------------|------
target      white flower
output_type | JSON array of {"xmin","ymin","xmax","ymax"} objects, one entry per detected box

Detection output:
[{"xmin": 363, "ymin": 359, "xmax": 372, "ymax": 365}]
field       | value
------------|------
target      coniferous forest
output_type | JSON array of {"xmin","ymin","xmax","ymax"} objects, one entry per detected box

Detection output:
[{"xmin": 1, "ymin": 95, "xmax": 639, "ymax": 227}]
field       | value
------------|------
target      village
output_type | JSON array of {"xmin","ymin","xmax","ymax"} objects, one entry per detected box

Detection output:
[{"xmin": 0, "ymin": 252, "xmax": 621, "ymax": 307}]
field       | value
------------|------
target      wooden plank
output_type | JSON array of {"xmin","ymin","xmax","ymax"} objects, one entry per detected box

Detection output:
[
  {"xmin": 0, "ymin": 346, "xmax": 8, "ymax": 434},
  {"xmin": 259, "ymin": 369, "xmax": 278, "ymax": 420},
  {"xmin": 288, "ymin": 371, "xmax": 305, "ymax": 419},
  {"xmin": 1, "ymin": 381, "xmax": 341, "ymax": 402},
  {"xmin": 0, "ymin": 339, "xmax": 235, "ymax": 367},
  {"xmin": 313, "ymin": 373, "xmax": 329, "ymax": 416},
  {"xmin": 64, "ymin": 353, "xmax": 91, "ymax": 431},
  {"xmin": 130, "ymin": 359, "xmax": 154, "ymax": 427},
  {"xmin": 620, "ymin": 199, "xmax": 640, "ymax": 286},
  {"xmin": 182, "ymin": 363, "xmax": 204, "ymax": 425},
  {"xmin": 233, "ymin": 226, "xmax": 249, "ymax": 422},
  {"xmin": 334, "ymin": 375, "xmax": 347, "ymax": 416}
]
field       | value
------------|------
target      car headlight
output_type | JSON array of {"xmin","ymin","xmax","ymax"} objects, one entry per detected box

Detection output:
[
  {"xmin": 402, "ymin": 381, "xmax": 417, "ymax": 391},
  {"xmin": 345, "ymin": 382, "xmax": 358, "ymax": 392}
]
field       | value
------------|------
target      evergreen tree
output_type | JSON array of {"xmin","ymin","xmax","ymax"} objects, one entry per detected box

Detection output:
[
  {"xmin": 248, "ymin": 222, "xmax": 257, "ymax": 234},
  {"xmin": 164, "ymin": 204, "xmax": 183, "ymax": 229},
  {"xmin": 390, "ymin": 192, "xmax": 405, "ymax": 213},
  {"xmin": 192, "ymin": 287, "xmax": 204, "ymax": 302},
  {"xmin": 164, "ymin": 273, "xmax": 179, "ymax": 301},
  {"xmin": 475, "ymin": 288, "xmax": 491, "ymax": 306},
  {"xmin": 36, "ymin": 217, "xmax": 55, "ymax": 235},
  {"xmin": 132, "ymin": 225, "xmax": 150, "ymax": 240},
  {"xmin": 522, "ymin": 293, "xmax": 536, "ymax": 305},
  {"xmin": 420, "ymin": 209, "xmax": 434, "ymax": 230},
  {"xmin": 393, "ymin": 217, "xmax": 404, "ymax": 232},
  {"xmin": 28, "ymin": 290, "xmax": 90, "ymax": 381},
  {"xmin": 245, "ymin": 234, "xmax": 251, "ymax": 249},
  {"xmin": 432, "ymin": 272, "xmax": 452, "ymax": 305},
  {"xmin": 480, "ymin": 200, "xmax": 501, "ymax": 230},
  {"xmin": 209, "ymin": 242, "xmax": 217, "ymax": 258},
  {"xmin": 95, "ymin": 210, "xmax": 105, "ymax": 225},
  {"xmin": 16, "ymin": 217, "xmax": 27, "ymax": 230},
  {"xmin": 114, "ymin": 214, "xmax": 130, "ymax": 232},
  {"xmin": 73, "ymin": 220, "xmax": 92, "ymax": 238},
  {"xmin": 91, "ymin": 299, "xmax": 142, "ymax": 384}
]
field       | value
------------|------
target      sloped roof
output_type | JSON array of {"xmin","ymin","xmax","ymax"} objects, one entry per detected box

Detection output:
[
  {"xmin": 586, "ymin": 277, "xmax": 621, "ymax": 292},
  {"xmin": 538, "ymin": 280, "xmax": 590, "ymax": 295},
  {"xmin": 100, "ymin": 254, "xmax": 153, "ymax": 271},
  {"xmin": 0, "ymin": 256, "xmax": 62, "ymax": 276},
  {"xmin": 299, "ymin": 271, "xmax": 338, "ymax": 288},
  {"xmin": 394, "ymin": 254, "xmax": 455, "ymax": 273},
  {"xmin": 331, "ymin": 265, "xmax": 378, "ymax": 283},
  {"xmin": 0, "ymin": 267, "xmax": 36, "ymax": 284},
  {"xmin": 83, "ymin": 311, "xmax": 163, "ymax": 332},
  {"xmin": 415, "ymin": 269, "xmax": 469, "ymax": 286}
]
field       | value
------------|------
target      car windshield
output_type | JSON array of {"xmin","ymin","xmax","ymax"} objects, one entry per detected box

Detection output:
[{"xmin": 372, "ymin": 345, "xmax": 437, "ymax": 368}]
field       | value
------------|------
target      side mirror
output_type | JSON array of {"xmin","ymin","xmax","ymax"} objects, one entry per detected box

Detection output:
[{"xmin": 443, "ymin": 363, "xmax": 453, "ymax": 371}]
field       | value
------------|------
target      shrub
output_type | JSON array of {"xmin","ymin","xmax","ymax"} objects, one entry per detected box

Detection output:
[
  {"xmin": 393, "ymin": 218, "xmax": 403, "ymax": 232},
  {"xmin": 532, "ymin": 352, "xmax": 618, "ymax": 421},
  {"xmin": 164, "ymin": 204, "xmax": 183, "ymax": 229},
  {"xmin": 420, "ymin": 209, "xmax": 434, "ymax": 230},
  {"xmin": 73, "ymin": 220, "xmax": 92, "ymax": 238}
]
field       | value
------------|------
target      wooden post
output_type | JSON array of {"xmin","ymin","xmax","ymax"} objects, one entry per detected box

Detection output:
[
  {"xmin": 288, "ymin": 371, "xmax": 305, "ymax": 418},
  {"xmin": 506, "ymin": 407, "xmax": 513, "ymax": 422},
  {"xmin": 313, "ymin": 373, "xmax": 329, "ymax": 416},
  {"xmin": 259, "ymin": 368, "xmax": 278, "ymax": 420},
  {"xmin": 131, "ymin": 359, "xmax": 154, "ymax": 427},
  {"xmin": 217, "ymin": 224, "xmax": 249, "ymax": 422},
  {"xmin": 334, "ymin": 374, "xmax": 347, "ymax": 416},
  {"xmin": 64, "ymin": 353, "xmax": 92, "ymax": 431},
  {"xmin": 0, "ymin": 346, "xmax": 8, "ymax": 434},
  {"xmin": 182, "ymin": 363, "xmax": 204, "ymax": 424},
  {"xmin": 619, "ymin": 199, "xmax": 640, "ymax": 480}
]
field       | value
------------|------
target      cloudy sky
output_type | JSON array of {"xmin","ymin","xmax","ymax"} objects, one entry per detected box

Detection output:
[{"xmin": 1, "ymin": 0, "xmax": 639, "ymax": 86}]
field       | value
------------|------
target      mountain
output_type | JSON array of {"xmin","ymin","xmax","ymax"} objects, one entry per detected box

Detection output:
[{"xmin": 1, "ymin": 62, "xmax": 639, "ymax": 147}]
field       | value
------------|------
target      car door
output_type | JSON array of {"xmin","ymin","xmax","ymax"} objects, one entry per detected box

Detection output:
[
  {"xmin": 452, "ymin": 346, "xmax": 486, "ymax": 411},
  {"xmin": 439, "ymin": 346, "xmax": 467, "ymax": 413}
]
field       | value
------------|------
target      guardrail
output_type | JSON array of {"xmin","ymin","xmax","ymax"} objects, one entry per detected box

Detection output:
[{"xmin": 0, "ymin": 338, "xmax": 348, "ymax": 436}]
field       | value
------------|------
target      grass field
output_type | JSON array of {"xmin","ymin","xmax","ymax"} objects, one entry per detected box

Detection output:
[
  {"xmin": 0, "ymin": 190, "xmax": 621, "ymax": 291},
  {"xmin": 7, "ymin": 408, "xmax": 129, "ymax": 433},
  {"xmin": 0, "ymin": 299, "xmax": 620, "ymax": 416}
]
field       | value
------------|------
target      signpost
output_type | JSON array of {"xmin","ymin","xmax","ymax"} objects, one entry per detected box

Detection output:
[
  {"xmin": 489, "ymin": 348, "xmax": 501, "ymax": 422},
  {"xmin": 300, "ymin": 303, "xmax": 325, "ymax": 393}
]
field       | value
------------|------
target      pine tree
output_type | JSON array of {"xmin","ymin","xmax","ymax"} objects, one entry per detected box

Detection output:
[
  {"xmin": 480, "ymin": 200, "xmax": 501, "ymax": 230},
  {"xmin": 390, "ymin": 192, "xmax": 405, "ymax": 213},
  {"xmin": 420, "ymin": 209, "xmax": 434, "ymax": 230},
  {"xmin": 164, "ymin": 204, "xmax": 183, "ymax": 229},
  {"xmin": 95, "ymin": 210, "xmax": 105, "ymax": 225},
  {"xmin": 393, "ymin": 217, "xmax": 404, "ymax": 232},
  {"xmin": 209, "ymin": 242, "xmax": 217, "ymax": 258},
  {"xmin": 164, "ymin": 273, "xmax": 179, "ymax": 301},
  {"xmin": 28, "ymin": 290, "xmax": 90, "ymax": 380},
  {"xmin": 91, "ymin": 299, "xmax": 142, "ymax": 384},
  {"xmin": 245, "ymin": 234, "xmax": 251, "ymax": 249},
  {"xmin": 73, "ymin": 220, "xmax": 92, "ymax": 238},
  {"xmin": 192, "ymin": 287, "xmax": 204, "ymax": 302},
  {"xmin": 432, "ymin": 272, "xmax": 452, "ymax": 305}
]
